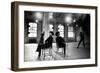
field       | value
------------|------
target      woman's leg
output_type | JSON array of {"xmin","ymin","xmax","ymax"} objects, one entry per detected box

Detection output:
[
  {"xmin": 38, "ymin": 50, "xmax": 41, "ymax": 58},
  {"xmin": 63, "ymin": 44, "xmax": 66, "ymax": 58}
]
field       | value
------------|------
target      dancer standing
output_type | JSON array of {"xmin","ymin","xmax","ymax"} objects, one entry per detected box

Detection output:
[{"xmin": 77, "ymin": 31, "xmax": 85, "ymax": 48}]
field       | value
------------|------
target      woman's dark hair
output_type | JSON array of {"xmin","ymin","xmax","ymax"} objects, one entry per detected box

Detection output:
[
  {"xmin": 55, "ymin": 31, "xmax": 60, "ymax": 36},
  {"xmin": 49, "ymin": 31, "xmax": 54, "ymax": 35},
  {"xmin": 41, "ymin": 32, "xmax": 45, "ymax": 36}
]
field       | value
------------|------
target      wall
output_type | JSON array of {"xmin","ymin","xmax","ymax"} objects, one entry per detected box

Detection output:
[{"xmin": 0, "ymin": 0, "xmax": 100, "ymax": 73}]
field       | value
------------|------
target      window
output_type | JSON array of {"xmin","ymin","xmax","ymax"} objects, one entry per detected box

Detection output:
[
  {"xmin": 49, "ymin": 24, "xmax": 53, "ymax": 31},
  {"xmin": 68, "ymin": 26, "xmax": 74, "ymax": 38},
  {"xmin": 58, "ymin": 24, "xmax": 64, "ymax": 37},
  {"xmin": 28, "ymin": 22, "xmax": 37, "ymax": 37}
]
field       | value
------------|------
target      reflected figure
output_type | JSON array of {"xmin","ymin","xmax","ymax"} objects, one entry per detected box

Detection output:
[
  {"xmin": 77, "ymin": 31, "xmax": 85, "ymax": 48},
  {"xmin": 36, "ymin": 32, "xmax": 45, "ymax": 59},
  {"xmin": 55, "ymin": 32, "xmax": 66, "ymax": 57}
]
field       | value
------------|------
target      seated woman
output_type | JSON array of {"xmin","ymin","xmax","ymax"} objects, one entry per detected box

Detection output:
[
  {"xmin": 44, "ymin": 31, "xmax": 54, "ymax": 55},
  {"xmin": 55, "ymin": 31, "xmax": 66, "ymax": 57}
]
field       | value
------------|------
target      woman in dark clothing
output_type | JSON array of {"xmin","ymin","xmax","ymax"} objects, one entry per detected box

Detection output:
[
  {"xmin": 44, "ymin": 31, "xmax": 54, "ymax": 55},
  {"xmin": 55, "ymin": 31, "xmax": 66, "ymax": 57},
  {"xmin": 45, "ymin": 32, "xmax": 53, "ymax": 48},
  {"xmin": 36, "ymin": 32, "xmax": 45, "ymax": 59}
]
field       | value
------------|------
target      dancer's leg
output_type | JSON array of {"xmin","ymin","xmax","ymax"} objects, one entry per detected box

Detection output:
[{"xmin": 77, "ymin": 39, "xmax": 82, "ymax": 48}]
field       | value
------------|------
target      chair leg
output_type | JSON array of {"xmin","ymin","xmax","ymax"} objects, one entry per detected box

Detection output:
[
  {"xmin": 41, "ymin": 49, "xmax": 43, "ymax": 60},
  {"xmin": 62, "ymin": 48, "xmax": 63, "ymax": 54},
  {"xmin": 64, "ymin": 46, "xmax": 66, "ymax": 58},
  {"xmin": 57, "ymin": 47, "xmax": 59, "ymax": 52},
  {"xmin": 49, "ymin": 48, "xmax": 51, "ymax": 55},
  {"xmin": 44, "ymin": 49, "xmax": 45, "ymax": 60},
  {"xmin": 41, "ymin": 49, "xmax": 43, "ymax": 57}
]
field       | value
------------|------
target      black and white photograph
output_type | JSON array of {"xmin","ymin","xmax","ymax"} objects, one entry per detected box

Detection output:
[
  {"xmin": 24, "ymin": 11, "xmax": 90, "ymax": 61},
  {"xmin": 11, "ymin": 2, "xmax": 97, "ymax": 71}
]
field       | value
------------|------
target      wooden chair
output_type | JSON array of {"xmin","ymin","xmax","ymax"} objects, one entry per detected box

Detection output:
[{"xmin": 56, "ymin": 41, "xmax": 66, "ymax": 57}]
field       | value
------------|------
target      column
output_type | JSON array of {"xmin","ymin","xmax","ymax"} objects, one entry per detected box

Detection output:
[{"xmin": 42, "ymin": 12, "xmax": 49, "ymax": 41}]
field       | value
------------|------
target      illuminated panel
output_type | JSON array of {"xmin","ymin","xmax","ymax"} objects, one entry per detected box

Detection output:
[
  {"xmin": 28, "ymin": 23, "xmax": 37, "ymax": 37},
  {"xmin": 49, "ymin": 24, "xmax": 53, "ymax": 31},
  {"xmin": 58, "ymin": 24, "xmax": 64, "ymax": 37},
  {"xmin": 68, "ymin": 26, "xmax": 74, "ymax": 38}
]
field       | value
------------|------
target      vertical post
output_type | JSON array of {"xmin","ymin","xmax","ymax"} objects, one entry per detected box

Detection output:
[
  {"xmin": 65, "ymin": 24, "xmax": 68, "ymax": 57},
  {"xmin": 42, "ymin": 12, "xmax": 49, "ymax": 41},
  {"xmin": 65, "ymin": 23, "xmax": 68, "ymax": 42},
  {"xmin": 53, "ymin": 21, "xmax": 57, "ymax": 42}
]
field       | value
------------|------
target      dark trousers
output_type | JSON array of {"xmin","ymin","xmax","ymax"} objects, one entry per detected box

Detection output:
[
  {"xmin": 77, "ymin": 38, "xmax": 85, "ymax": 48},
  {"xmin": 38, "ymin": 50, "xmax": 41, "ymax": 58}
]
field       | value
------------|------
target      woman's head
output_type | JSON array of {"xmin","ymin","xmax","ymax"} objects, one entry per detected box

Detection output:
[
  {"xmin": 49, "ymin": 31, "xmax": 54, "ymax": 36},
  {"xmin": 41, "ymin": 32, "xmax": 45, "ymax": 36},
  {"xmin": 55, "ymin": 32, "xmax": 60, "ymax": 36}
]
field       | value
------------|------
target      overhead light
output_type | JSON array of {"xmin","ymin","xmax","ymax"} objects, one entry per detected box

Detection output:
[
  {"xmin": 65, "ymin": 15, "xmax": 73, "ymax": 24},
  {"xmin": 49, "ymin": 13, "xmax": 53, "ymax": 19},
  {"xmin": 73, "ymin": 19, "xmax": 76, "ymax": 22},
  {"xmin": 76, "ymin": 25, "xmax": 78, "ymax": 27},
  {"xmin": 35, "ymin": 20, "xmax": 38, "ymax": 23},
  {"xmin": 35, "ymin": 12, "xmax": 43, "ymax": 20}
]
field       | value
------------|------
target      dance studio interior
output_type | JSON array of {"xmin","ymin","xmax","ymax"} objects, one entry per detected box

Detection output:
[{"xmin": 24, "ymin": 11, "xmax": 90, "ymax": 62}]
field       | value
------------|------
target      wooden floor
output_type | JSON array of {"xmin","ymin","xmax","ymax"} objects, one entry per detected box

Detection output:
[{"xmin": 24, "ymin": 42, "xmax": 90, "ymax": 62}]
